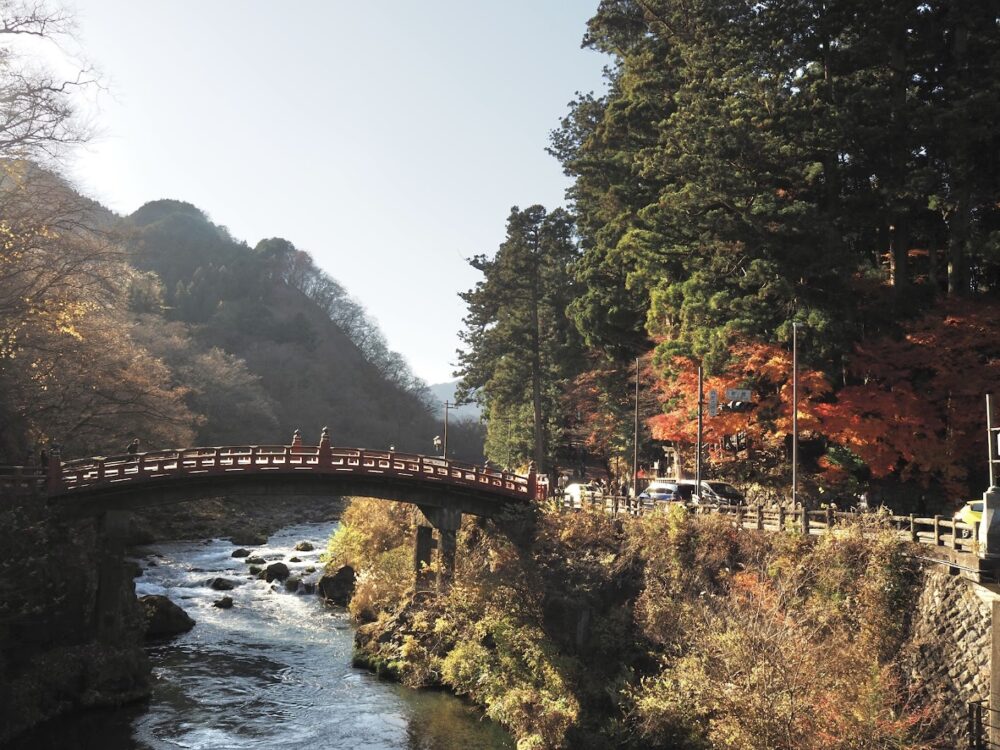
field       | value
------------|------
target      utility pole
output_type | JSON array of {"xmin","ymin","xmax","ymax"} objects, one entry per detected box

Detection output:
[
  {"xmin": 792, "ymin": 322, "xmax": 800, "ymax": 507},
  {"xmin": 696, "ymin": 365, "xmax": 704, "ymax": 497},
  {"xmin": 443, "ymin": 401, "xmax": 451, "ymax": 460},
  {"xmin": 633, "ymin": 357, "xmax": 639, "ymax": 496},
  {"xmin": 505, "ymin": 416, "xmax": 512, "ymax": 471}
]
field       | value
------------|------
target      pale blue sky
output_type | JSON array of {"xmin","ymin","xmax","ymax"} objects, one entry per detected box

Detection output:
[{"xmin": 63, "ymin": 1, "xmax": 607, "ymax": 385}]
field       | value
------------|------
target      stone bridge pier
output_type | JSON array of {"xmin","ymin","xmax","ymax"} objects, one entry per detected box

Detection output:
[
  {"xmin": 95, "ymin": 509, "xmax": 130, "ymax": 641},
  {"xmin": 414, "ymin": 506, "xmax": 461, "ymax": 594}
]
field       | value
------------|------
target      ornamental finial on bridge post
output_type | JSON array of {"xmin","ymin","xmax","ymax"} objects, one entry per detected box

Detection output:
[
  {"xmin": 318, "ymin": 426, "xmax": 331, "ymax": 462},
  {"xmin": 46, "ymin": 443, "xmax": 63, "ymax": 494}
]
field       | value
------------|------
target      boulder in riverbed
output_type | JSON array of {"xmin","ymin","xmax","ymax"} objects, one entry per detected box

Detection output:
[
  {"xmin": 140, "ymin": 595, "xmax": 195, "ymax": 639},
  {"xmin": 284, "ymin": 576, "xmax": 301, "ymax": 593},
  {"xmin": 317, "ymin": 566, "xmax": 355, "ymax": 605},
  {"xmin": 288, "ymin": 556, "xmax": 302, "ymax": 563},
  {"xmin": 213, "ymin": 596, "xmax": 234, "ymax": 609},
  {"xmin": 231, "ymin": 548, "xmax": 251, "ymax": 558},
  {"xmin": 294, "ymin": 541, "xmax": 315, "ymax": 552},
  {"xmin": 208, "ymin": 577, "xmax": 235, "ymax": 591},
  {"xmin": 264, "ymin": 562, "xmax": 290, "ymax": 582},
  {"xmin": 230, "ymin": 531, "xmax": 268, "ymax": 546},
  {"xmin": 245, "ymin": 556, "xmax": 266, "ymax": 565}
]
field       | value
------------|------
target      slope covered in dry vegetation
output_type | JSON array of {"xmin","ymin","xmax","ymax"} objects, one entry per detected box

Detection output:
[{"xmin": 328, "ymin": 500, "xmax": 942, "ymax": 750}]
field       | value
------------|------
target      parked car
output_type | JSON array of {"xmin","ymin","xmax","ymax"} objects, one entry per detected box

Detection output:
[
  {"xmin": 638, "ymin": 481, "xmax": 679, "ymax": 503},
  {"xmin": 698, "ymin": 480, "xmax": 746, "ymax": 505},
  {"xmin": 563, "ymin": 482, "xmax": 599, "ymax": 507},
  {"xmin": 639, "ymin": 479, "xmax": 746, "ymax": 506},
  {"xmin": 638, "ymin": 480, "xmax": 696, "ymax": 505},
  {"xmin": 957, "ymin": 499, "xmax": 984, "ymax": 529}
]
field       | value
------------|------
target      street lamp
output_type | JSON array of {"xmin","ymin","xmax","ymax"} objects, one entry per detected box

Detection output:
[
  {"xmin": 443, "ymin": 400, "xmax": 451, "ymax": 459},
  {"xmin": 792, "ymin": 322, "xmax": 801, "ymax": 507}
]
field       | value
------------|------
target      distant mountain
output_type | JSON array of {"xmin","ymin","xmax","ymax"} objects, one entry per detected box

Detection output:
[
  {"xmin": 427, "ymin": 380, "xmax": 481, "ymax": 421},
  {"xmin": 123, "ymin": 199, "xmax": 440, "ymax": 452}
]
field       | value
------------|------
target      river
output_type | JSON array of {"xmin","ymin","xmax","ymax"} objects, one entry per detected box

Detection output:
[{"xmin": 9, "ymin": 521, "xmax": 513, "ymax": 750}]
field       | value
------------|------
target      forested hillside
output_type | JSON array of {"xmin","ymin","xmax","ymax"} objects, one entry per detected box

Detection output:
[{"xmin": 0, "ymin": 180, "xmax": 457, "ymax": 460}]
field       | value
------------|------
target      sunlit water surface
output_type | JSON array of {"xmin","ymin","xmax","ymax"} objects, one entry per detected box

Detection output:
[{"xmin": 11, "ymin": 522, "xmax": 513, "ymax": 750}]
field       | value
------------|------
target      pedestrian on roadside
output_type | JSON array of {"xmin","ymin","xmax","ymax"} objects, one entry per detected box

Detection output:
[{"xmin": 127, "ymin": 438, "xmax": 140, "ymax": 455}]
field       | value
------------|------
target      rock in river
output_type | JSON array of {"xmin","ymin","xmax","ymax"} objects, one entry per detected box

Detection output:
[
  {"xmin": 208, "ymin": 577, "xmax": 236, "ymax": 591},
  {"xmin": 140, "ymin": 594, "xmax": 195, "ymax": 639},
  {"xmin": 294, "ymin": 541, "xmax": 315, "ymax": 551},
  {"xmin": 264, "ymin": 562, "xmax": 290, "ymax": 582},
  {"xmin": 317, "ymin": 565, "xmax": 355, "ymax": 605}
]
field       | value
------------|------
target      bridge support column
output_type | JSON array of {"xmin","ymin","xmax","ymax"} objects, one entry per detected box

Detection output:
[
  {"xmin": 414, "ymin": 525, "xmax": 435, "ymax": 594},
  {"xmin": 417, "ymin": 506, "xmax": 462, "ymax": 593},
  {"xmin": 95, "ymin": 510, "xmax": 128, "ymax": 642}
]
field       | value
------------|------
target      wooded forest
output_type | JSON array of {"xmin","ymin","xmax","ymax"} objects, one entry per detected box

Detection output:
[
  {"xmin": 458, "ymin": 0, "xmax": 1000, "ymax": 507},
  {"xmin": 0, "ymin": 2, "xmax": 490, "ymax": 463}
]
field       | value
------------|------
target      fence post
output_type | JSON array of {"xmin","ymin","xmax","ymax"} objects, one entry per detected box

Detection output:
[
  {"xmin": 756, "ymin": 505, "xmax": 764, "ymax": 531},
  {"xmin": 778, "ymin": 505, "xmax": 786, "ymax": 532},
  {"xmin": 736, "ymin": 506, "xmax": 744, "ymax": 530},
  {"xmin": 933, "ymin": 515, "xmax": 942, "ymax": 546},
  {"xmin": 910, "ymin": 514, "xmax": 918, "ymax": 543},
  {"xmin": 801, "ymin": 508, "xmax": 810, "ymax": 535},
  {"xmin": 826, "ymin": 506, "xmax": 834, "ymax": 530}
]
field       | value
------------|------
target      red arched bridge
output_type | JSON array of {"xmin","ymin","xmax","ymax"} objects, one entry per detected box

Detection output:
[
  {"xmin": 0, "ymin": 431, "xmax": 547, "ymax": 636},
  {"xmin": 1, "ymin": 431, "xmax": 546, "ymax": 520}
]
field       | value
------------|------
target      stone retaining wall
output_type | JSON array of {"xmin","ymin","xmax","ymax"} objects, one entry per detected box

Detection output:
[{"xmin": 907, "ymin": 565, "xmax": 991, "ymax": 744}]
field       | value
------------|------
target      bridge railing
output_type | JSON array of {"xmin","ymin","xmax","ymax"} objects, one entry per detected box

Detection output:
[
  {"xmin": 558, "ymin": 493, "xmax": 983, "ymax": 558},
  {"xmin": 0, "ymin": 465, "xmax": 46, "ymax": 496},
  {"xmin": 49, "ymin": 445, "xmax": 542, "ymax": 501}
]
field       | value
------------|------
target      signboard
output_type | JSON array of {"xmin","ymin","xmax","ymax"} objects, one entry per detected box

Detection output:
[
  {"xmin": 708, "ymin": 389, "xmax": 718, "ymax": 417},
  {"xmin": 725, "ymin": 388, "xmax": 753, "ymax": 402}
]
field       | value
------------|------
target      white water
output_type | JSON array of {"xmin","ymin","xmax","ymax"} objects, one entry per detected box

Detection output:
[{"xmin": 12, "ymin": 522, "xmax": 512, "ymax": 750}]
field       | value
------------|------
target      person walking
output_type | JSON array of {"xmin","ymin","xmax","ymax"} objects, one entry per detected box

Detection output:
[{"xmin": 127, "ymin": 438, "xmax": 140, "ymax": 455}]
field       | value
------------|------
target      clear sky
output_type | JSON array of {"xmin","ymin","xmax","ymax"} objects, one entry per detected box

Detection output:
[{"xmin": 60, "ymin": 1, "xmax": 607, "ymax": 385}]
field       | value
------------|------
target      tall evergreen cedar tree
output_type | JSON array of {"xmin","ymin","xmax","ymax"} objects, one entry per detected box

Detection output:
[
  {"xmin": 458, "ymin": 0, "xmax": 1000, "ymax": 502},
  {"xmin": 456, "ymin": 206, "xmax": 583, "ymax": 475}
]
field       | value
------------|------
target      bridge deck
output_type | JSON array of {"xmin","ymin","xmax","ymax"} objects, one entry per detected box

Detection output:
[{"xmin": 0, "ymin": 445, "xmax": 543, "ymax": 506}]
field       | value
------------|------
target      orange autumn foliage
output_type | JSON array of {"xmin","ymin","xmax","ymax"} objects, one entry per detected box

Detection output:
[
  {"xmin": 647, "ymin": 300, "xmax": 1000, "ymax": 496},
  {"xmin": 648, "ymin": 340, "xmax": 829, "ymax": 453}
]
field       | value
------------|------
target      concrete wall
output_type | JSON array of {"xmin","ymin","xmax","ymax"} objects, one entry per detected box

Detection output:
[{"xmin": 907, "ymin": 565, "xmax": 993, "ymax": 744}]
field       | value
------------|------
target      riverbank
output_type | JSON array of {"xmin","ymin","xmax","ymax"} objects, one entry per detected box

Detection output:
[
  {"xmin": 0, "ymin": 496, "xmax": 150, "ymax": 743},
  {"xmin": 329, "ymin": 500, "xmax": 948, "ymax": 750},
  {"xmin": 0, "ymin": 491, "xmax": 345, "ymax": 743}
]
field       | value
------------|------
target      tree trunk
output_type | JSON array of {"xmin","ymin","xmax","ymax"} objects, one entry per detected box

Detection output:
[
  {"xmin": 530, "ymin": 240, "xmax": 545, "ymax": 474},
  {"xmin": 887, "ymin": 7, "xmax": 909, "ymax": 290},
  {"xmin": 947, "ymin": 4, "xmax": 970, "ymax": 297}
]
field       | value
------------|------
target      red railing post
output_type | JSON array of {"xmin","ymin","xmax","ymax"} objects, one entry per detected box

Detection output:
[
  {"xmin": 318, "ymin": 427, "xmax": 331, "ymax": 465},
  {"xmin": 46, "ymin": 447, "xmax": 64, "ymax": 494}
]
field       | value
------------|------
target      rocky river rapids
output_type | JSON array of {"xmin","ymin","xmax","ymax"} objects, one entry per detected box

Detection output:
[{"xmin": 8, "ymin": 521, "xmax": 513, "ymax": 750}]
